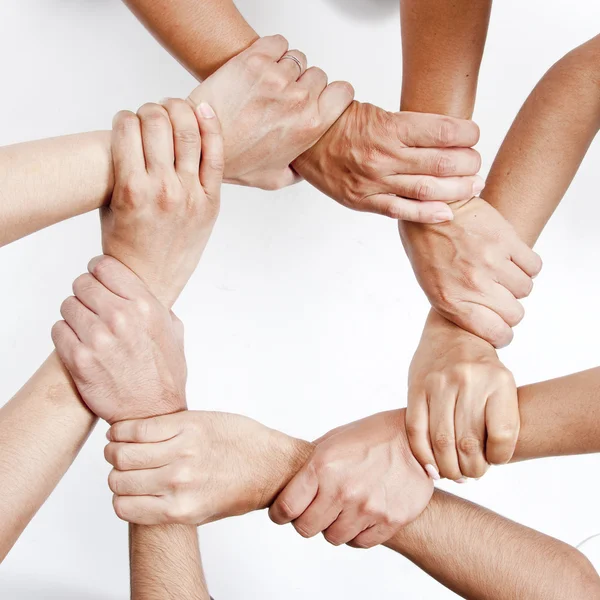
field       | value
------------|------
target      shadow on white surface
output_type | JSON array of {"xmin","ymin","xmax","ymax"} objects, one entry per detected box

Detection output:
[
  {"xmin": 322, "ymin": 0, "xmax": 397, "ymax": 20},
  {"xmin": 0, "ymin": 581, "xmax": 116, "ymax": 600}
]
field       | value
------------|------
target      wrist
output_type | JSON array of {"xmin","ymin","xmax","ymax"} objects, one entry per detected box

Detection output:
[{"xmin": 256, "ymin": 431, "xmax": 314, "ymax": 510}]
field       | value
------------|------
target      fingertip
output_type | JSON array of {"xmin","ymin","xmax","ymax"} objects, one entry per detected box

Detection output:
[
  {"xmin": 197, "ymin": 102, "xmax": 216, "ymax": 120},
  {"xmin": 424, "ymin": 464, "xmax": 441, "ymax": 481}
]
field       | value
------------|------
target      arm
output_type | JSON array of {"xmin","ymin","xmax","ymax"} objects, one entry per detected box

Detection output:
[
  {"xmin": 404, "ymin": 35, "xmax": 600, "ymax": 480},
  {"xmin": 105, "ymin": 362, "xmax": 600, "ymax": 598},
  {"xmin": 0, "ymin": 353, "xmax": 96, "ymax": 561},
  {"xmin": 385, "ymin": 489, "xmax": 600, "ymax": 600},
  {"xmin": 400, "ymin": 0, "xmax": 492, "ymax": 119},
  {"xmin": 123, "ymin": 0, "xmax": 258, "ymax": 80}
]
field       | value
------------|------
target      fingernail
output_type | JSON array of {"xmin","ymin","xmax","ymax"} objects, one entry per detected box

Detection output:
[
  {"xmin": 472, "ymin": 176, "xmax": 485, "ymax": 196},
  {"xmin": 198, "ymin": 102, "xmax": 215, "ymax": 119},
  {"xmin": 456, "ymin": 477, "xmax": 468, "ymax": 484},
  {"xmin": 106, "ymin": 429, "xmax": 112, "ymax": 441},
  {"xmin": 432, "ymin": 211, "xmax": 454, "ymax": 223},
  {"xmin": 87, "ymin": 255, "xmax": 104, "ymax": 272},
  {"xmin": 425, "ymin": 464, "xmax": 440, "ymax": 481}
]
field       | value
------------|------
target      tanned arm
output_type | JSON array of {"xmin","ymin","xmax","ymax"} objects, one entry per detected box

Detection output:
[{"xmin": 400, "ymin": 0, "xmax": 492, "ymax": 119}]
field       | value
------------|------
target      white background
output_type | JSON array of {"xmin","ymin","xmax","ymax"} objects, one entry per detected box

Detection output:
[{"xmin": 1, "ymin": 0, "xmax": 599, "ymax": 598}]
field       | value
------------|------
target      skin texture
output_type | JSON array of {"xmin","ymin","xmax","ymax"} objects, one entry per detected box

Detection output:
[
  {"xmin": 405, "ymin": 34, "xmax": 600, "ymax": 482},
  {"xmin": 105, "ymin": 370, "xmax": 600, "ymax": 598},
  {"xmin": 268, "ymin": 410, "xmax": 433, "ymax": 549},
  {"xmin": 120, "ymin": 1, "xmax": 484, "ymax": 220}
]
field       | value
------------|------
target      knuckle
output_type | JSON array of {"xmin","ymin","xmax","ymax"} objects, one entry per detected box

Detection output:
[
  {"xmin": 174, "ymin": 127, "xmax": 200, "ymax": 148},
  {"xmin": 71, "ymin": 345, "xmax": 94, "ymax": 374},
  {"xmin": 113, "ymin": 496, "xmax": 129, "ymax": 521},
  {"xmin": 276, "ymin": 498, "xmax": 300, "ymax": 521},
  {"xmin": 412, "ymin": 178, "xmax": 437, "ymax": 201},
  {"xmin": 166, "ymin": 499, "xmax": 193, "ymax": 523},
  {"xmin": 89, "ymin": 323, "xmax": 112, "ymax": 351},
  {"xmin": 458, "ymin": 436, "xmax": 483, "ymax": 457},
  {"xmin": 114, "ymin": 111, "xmax": 139, "ymax": 133},
  {"xmin": 134, "ymin": 297, "xmax": 154, "ymax": 319},
  {"xmin": 262, "ymin": 69, "xmax": 287, "ymax": 92},
  {"xmin": 90, "ymin": 255, "xmax": 116, "ymax": 279},
  {"xmin": 106, "ymin": 307, "xmax": 129, "ymax": 335},
  {"xmin": 133, "ymin": 420, "xmax": 150, "ymax": 441},
  {"xmin": 138, "ymin": 103, "xmax": 169, "ymax": 124},
  {"xmin": 108, "ymin": 471, "xmax": 122, "ymax": 494},
  {"xmin": 171, "ymin": 466, "xmax": 194, "ymax": 489},
  {"xmin": 437, "ymin": 118, "xmax": 459, "ymax": 146},
  {"xmin": 405, "ymin": 423, "xmax": 427, "ymax": 442},
  {"xmin": 293, "ymin": 522, "xmax": 316, "ymax": 539},
  {"xmin": 433, "ymin": 432, "xmax": 456, "ymax": 452},
  {"xmin": 246, "ymin": 52, "xmax": 271, "ymax": 73},
  {"xmin": 323, "ymin": 531, "xmax": 343, "ymax": 546},
  {"xmin": 433, "ymin": 153, "xmax": 457, "ymax": 176}
]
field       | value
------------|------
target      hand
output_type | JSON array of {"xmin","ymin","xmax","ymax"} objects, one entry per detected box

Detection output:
[
  {"xmin": 268, "ymin": 410, "xmax": 433, "ymax": 549},
  {"xmin": 188, "ymin": 35, "xmax": 354, "ymax": 190},
  {"xmin": 102, "ymin": 98, "xmax": 223, "ymax": 309},
  {"xmin": 400, "ymin": 196, "xmax": 543, "ymax": 347},
  {"xmin": 292, "ymin": 101, "xmax": 483, "ymax": 222},
  {"xmin": 405, "ymin": 310, "xmax": 519, "ymax": 482},
  {"xmin": 52, "ymin": 256, "xmax": 187, "ymax": 424},
  {"xmin": 103, "ymin": 411, "xmax": 311, "ymax": 525}
]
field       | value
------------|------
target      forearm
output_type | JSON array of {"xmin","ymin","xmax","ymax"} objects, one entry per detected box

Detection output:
[
  {"xmin": 483, "ymin": 34, "xmax": 600, "ymax": 245},
  {"xmin": 0, "ymin": 131, "xmax": 113, "ymax": 247},
  {"xmin": 123, "ymin": 0, "xmax": 258, "ymax": 80},
  {"xmin": 399, "ymin": 0, "xmax": 491, "ymax": 119},
  {"xmin": 0, "ymin": 352, "xmax": 96, "ymax": 561},
  {"xmin": 513, "ymin": 367, "xmax": 600, "ymax": 461},
  {"xmin": 130, "ymin": 524, "xmax": 209, "ymax": 600},
  {"xmin": 386, "ymin": 490, "xmax": 600, "ymax": 599}
]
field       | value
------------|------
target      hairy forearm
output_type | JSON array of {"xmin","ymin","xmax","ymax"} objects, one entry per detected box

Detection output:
[
  {"xmin": 483, "ymin": 34, "xmax": 600, "ymax": 246},
  {"xmin": 130, "ymin": 524, "xmax": 209, "ymax": 600},
  {"xmin": 0, "ymin": 352, "xmax": 96, "ymax": 561},
  {"xmin": 123, "ymin": 0, "xmax": 258, "ymax": 80},
  {"xmin": 386, "ymin": 490, "xmax": 600, "ymax": 599},
  {"xmin": 0, "ymin": 132, "xmax": 113, "ymax": 247},
  {"xmin": 399, "ymin": 0, "xmax": 491, "ymax": 119}
]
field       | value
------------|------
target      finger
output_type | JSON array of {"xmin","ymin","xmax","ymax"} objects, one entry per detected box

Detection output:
[
  {"xmin": 317, "ymin": 80, "xmax": 355, "ymax": 128},
  {"xmin": 405, "ymin": 392, "xmax": 439, "ymax": 481},
  {"xmin": 113, "ymin": 494, "xmax": 173, "ymax": 525},
  {"xmin": 382, "ymin": 174, "xmax": 483, "ymax": 203},
  {"xmin": 104, "ymin": 438, "xmax": 180, "ymax": 471},
  {"xmin": 360, "ymin": 194, "xmax": 454, "ymax": 223},
  {"xmin": 60, "ymin": 296, "xmax": 104, "ymax": 346},
  {"xmin": 245, "ymin": 34, "xmax": 289, "ymax": 61},
  {"xmin": 108, "ymin": 467, "xmax": 170, "ymax": 496},
  {"xmin": 268, "ymin": 462, "xmax": 319, "ymax": 525},
  {"xmin": 350, "ymin": 522, "xmax": 399, "ymax": 549},
  {"xmin": 137, "ymin": 102, "xmax": 174, "ymax": 172},
  {"xmin": 429, "ymin": 386, "xmax": 463, "ymax": 481},
  {"xmin": 510, "ymin": 243, "xmax": 543, "ymax": 279},
  {"xmin": 161, "ymin": 98, "xmax": 201, "ymax": 178},
  {"xmin": 278, "ymin": 50, "xmax": 307, "ymax": 81},
  {"xmin": 455, "ymin": 389, "xmax": 490, "ymax": 479},
  {"xmin": 51, "ymin": 319, "xmax": 82, "ymax": 366},
  {"xmin": 87, "ymin": 255, "xmax": 149, "ymax": 302},
  {"xmin": 193, "ymin": 103, "xmax": 224, "ymax": 204},
  {"xmin": 111, "ymin": 111, "xmax": 144, "ymax": 182},
  {"xmin": 443, "ymin": 303, "xmax": 514, "ymax": 349},
  {"xmin": 292, "ymin": 489, "xmax": 342, "ymax": 539},
  {"xmin": 108, "ymin": 414, "xmax": 183, "ymax": 443},
  {"xmin": 495, "ymin": 261, "xmax": 534, "ymax": 300},
  {"xmin": 486, "ymin": 382, "xmax": 519, "ymax": 465},
  {"xmin": 72, "ymin": 272, "xmax": 124, "ymax": 318},
  {"xmin": 394, "ymin": 147, "xmax": 482, "ymax": 177},
  {"xmin": 481, "ymin": 283, "xmax": 525, "ymax": 328},
  {"xmin": 297, "ymin": 66, "xmax": 328, "ymax": 98},
  {"xmin": 323, "ymin": 510, "xmax": 372, "ymax": 547},
  {"xmin": 394, "ymin": 112, "xmax": 480, "ymax": 148}
]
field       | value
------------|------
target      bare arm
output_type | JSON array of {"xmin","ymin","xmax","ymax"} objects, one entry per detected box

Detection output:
[
  {"xmin": 385, "ymin": 489, "xmax": 600, "ymax": 600},
  {"xmin": 0, "ymin": 353, "xmax": 96, "ymax": 561},
  {"xmin": 0, "ymin": 132, "xmax": 112, "ymax": 247},
  {"xmin": 123, "ymin": 0, "xmax": 258, "ymax": 79},
  {"xmin": 483, "ymin": 33, "xmax": 600, "ymax": 244},
  {"xmin": 130, "ymin": 524, "xmax": 209, "ymax": 600},
  {"xmin": 400, "ymin": 0, "xmax": 492, "ymax": 119}
]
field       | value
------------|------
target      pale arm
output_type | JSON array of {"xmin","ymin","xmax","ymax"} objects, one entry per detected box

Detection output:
[
  {"xmin": 400, "ymin": 0, "xmax": 492, "ymax": 119},
  {"xmin": 0, "ymin": 353, "xmax": 96, "ymax": 561},
  {"xmin": 0, "ymin": 132, "xmax": 112, "ymax": 247}
]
